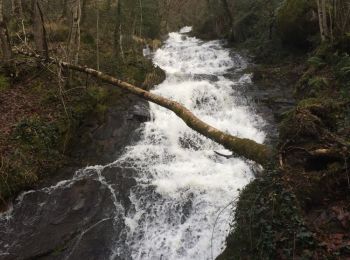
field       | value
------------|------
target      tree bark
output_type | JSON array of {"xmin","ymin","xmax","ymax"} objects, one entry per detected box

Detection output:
[
  {"xmin": 317, "ymin": 0, "xmax": 326, "ymax": 41},
  {"xmin": 321, "ymin": 0, "xmax": 329, "ymax": 39},
  {"xmin": 32, "ymin": 0, "xmax": 49, "ymax": 59},
  {"xmin": 317, "ymin": 0, "xmax": 331, "ymax": 41},
  {"xmin": 0, "ymin": 0, "xmax": 12, "ymax": 66},
  {"xmin": 96, "ymin": 0, "xmax": 100, "ymax": 70},
  {"xmin": 67, "ymin": 0, "xmax": 81, "ymax": 64},
  {"xmin": 14, "ymin": 49, "xmax": 272, "ymax": 166}
]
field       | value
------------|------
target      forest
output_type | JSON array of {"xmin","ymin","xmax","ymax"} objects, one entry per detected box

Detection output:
[{"xmin": 0, "ymin": 0, "xmax": 349, "ymax": 259}]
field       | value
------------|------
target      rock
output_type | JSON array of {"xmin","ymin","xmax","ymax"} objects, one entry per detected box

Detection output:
[
  {"xmin": 129, "ymin": 103, "xmax": 151, "ymax": 122},
  {"xmin": 69, "ymin": 96, "xmax": 149, "ymax": 166},
  {"xmin": 0, "ymin": 92, "xmax": 148, "ymax": 259},
  {"xmin": 0, "ymin": 166, "xmax": 139, "ymax": 260},
  {"xmin": 0, "ymin": 179, "xmax": 119, "ymax": 260}
]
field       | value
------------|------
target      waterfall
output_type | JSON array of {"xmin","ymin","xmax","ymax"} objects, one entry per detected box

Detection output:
[
  {"xmin": 0, "ymin": 27, "xmax": 266, "ymax": 260},
  {"xmin": 111, "ymin": 27, "xmax": 266, "ymax": 259}
]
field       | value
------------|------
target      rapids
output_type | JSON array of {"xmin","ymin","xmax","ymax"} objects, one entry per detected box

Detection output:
[{"xmin": 112, "ymin": 27, "xmax": 266, "ymax": 259}]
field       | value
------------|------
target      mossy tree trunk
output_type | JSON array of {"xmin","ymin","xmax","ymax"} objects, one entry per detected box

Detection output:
[{"xmin": 15, "ymin": 49, "xmax": 272, "ymax": 166}]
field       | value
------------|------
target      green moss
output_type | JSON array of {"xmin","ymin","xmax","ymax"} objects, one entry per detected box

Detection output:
[
  {"xmin": 13, "ymin": 117, "xmax": 60, "ymax": 153},
  {"xmin": 218, "ymin": 168, "xmax": 317, "ymax": 259},
  {"xmin": 280, "ymin": 98, "xmax": 342, "ymax": 142},
  {"xmin": 0, "ymin": 74, "xmax": 10, "ymax": 92}
]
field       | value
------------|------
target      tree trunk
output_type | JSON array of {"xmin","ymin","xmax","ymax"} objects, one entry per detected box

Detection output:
[
  {"xmin": 67, "ymin": 0, "xmax": 81, "ymax": 64},
  {"xmin": 32, "ymin": 0, "xmax": 48, "ymax": 59},
  {"xmin": 11, "ymin": 0, "xmax": 22, "ymax": 16},
  {"xmin": 317, "ymin": 0, "xmax": 326, "ymax": 41},
  {"xmin": 15, "ymin": 49, "xmax": 272, "ymax": 166},
  {"xmin": 139, "ymin": 0, "xmax": 142, "ymax": 37},
  {"xmin": 321, "ymin": 0, "xmax": 329, "ymax": 39},
  {"xmin": 0, "ymin": 0, "xmax": 12, "ymax": 66},
  {"xmin": 96, "ymin": 0, "xmax": 100, "ymax": 70}
]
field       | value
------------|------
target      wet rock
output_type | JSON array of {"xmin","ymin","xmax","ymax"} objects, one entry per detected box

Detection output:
[
  {"xmin": 102, "ymin": 166, "xmax": 138, "ymax": 211},
  {"xmin": 0, "ymin": 94, "xmax": 148, "ymax": 259},
  {"xmin": 129, "ymin": 103, "xmax": 151, "ymax": 122},
  {"xmin": 70, "ymin": 97, "xmax": 149, "ymax": 166},
  {"xmin": 0, "ymin": 178, "xmax": 121, "ymax": 260}
]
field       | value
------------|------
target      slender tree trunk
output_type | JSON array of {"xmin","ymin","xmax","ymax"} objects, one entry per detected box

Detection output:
[
  {"xmin": 11, "ymin": 0, "xmax": 15, "ymax": 15},
  {"xmin": 114, "ymin": 0, "xmax": 124, "ymax": 60},
  {"xmin": 96, "ymin": 0, "xmax": 100, "ymax": 70},
  {"xmin": 15, "ymin": 49, "xmax": 272, "ymax": 166},
  {"xmin": 0, "ymin": 0, "xmax": 12, "ymax": 66},
  {"xmin": 321, "ymin": 0, "xmax": 329, "ymax": 39},
  {"xmin": 32, "ymin": 0, "xmax": 49, "ymax": 59},
  {"xmin": 139, "ymin": 0, "xmax": 142, "ymax": 37},
  {"xmin": 67, "ymin": 0, "xmax": 81, "ymax": 64},
  {"xmin": 328, "ymin": 2, "xmax": 334, "ymax": 42},
  {"xmin": 317, "ymin": 0, "xmax": 326, "ymax": 41}
]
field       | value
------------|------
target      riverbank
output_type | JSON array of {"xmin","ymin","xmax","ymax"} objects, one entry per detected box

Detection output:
[
  {"xmin": 218, "ymin": 43, "xmax": 350, "ymax": 259},
  {"xmin": 0, "ymin": 50, "xmax": 165, "ymax": 211}
]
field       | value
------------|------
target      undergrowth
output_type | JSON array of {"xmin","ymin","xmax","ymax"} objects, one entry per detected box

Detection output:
[{"xmin": 218, "ymin": 167, "xmax": 318, "ymax": 259}]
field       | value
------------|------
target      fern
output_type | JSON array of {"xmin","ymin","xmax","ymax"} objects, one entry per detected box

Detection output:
[
  {"xmin": 307, "ymin": 56, "xmax": 326, "ymax": 68},
  {"xmin": 308, "ymin": 76, "xmax": 328, "ymax": 88},
  {"xmin": 336, "ymin": 54, "xmax": 350, "ymax": 80}
]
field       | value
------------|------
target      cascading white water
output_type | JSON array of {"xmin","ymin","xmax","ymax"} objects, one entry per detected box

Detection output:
[
  {"xmin": 111, "ymin": 27, "xmax": 266, "ymax": 259},
  {"xmin": 0, "ymin": 27, "xmax": 266, "ymax": 260}
]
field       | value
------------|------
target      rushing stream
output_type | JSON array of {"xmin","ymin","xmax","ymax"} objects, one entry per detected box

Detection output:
[{"xmin": 0, "ymin": 27, "xmax": 265, "ymax": 260}]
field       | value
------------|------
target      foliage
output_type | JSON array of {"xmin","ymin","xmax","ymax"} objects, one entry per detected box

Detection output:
[
  {"xmin": 0, "ymin": 74, "xmax": 10, "ymax": 92},
  {"xmin": 218, "ymin": 169, "xmax": 317, "ymax": 259},
  {"xmin": 307, "ymin": 56, "xmax": 326, "ymax": 68},
  {"xmin": 280, "ymin": 98, "xmax": 341, "ymax": 141},
  {"xmin": 308, "ymin": 76, "xmax": 328, "ymax": 88},
  {"xmin": 13, "ymin": 117, "xmax": 60, "ymax": 152},
  {"xmin": 335, "ymin": 54, "xmax": 350, "ymax": 86}
]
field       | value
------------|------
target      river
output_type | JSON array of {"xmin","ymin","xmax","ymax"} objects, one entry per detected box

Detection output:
[{"xmin": 0, "ymin": 27, "xmax": 266, "ymax": 260}]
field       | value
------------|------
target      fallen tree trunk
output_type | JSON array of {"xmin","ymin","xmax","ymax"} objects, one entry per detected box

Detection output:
[{"xmin": 14, "ymin": 49, "xmax": 272, "ymax": 165}]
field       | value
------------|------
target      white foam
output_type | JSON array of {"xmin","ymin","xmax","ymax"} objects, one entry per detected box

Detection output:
[{"xmin": 179, "ymin": 26, "xmax": 193, "ymax": 34}]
